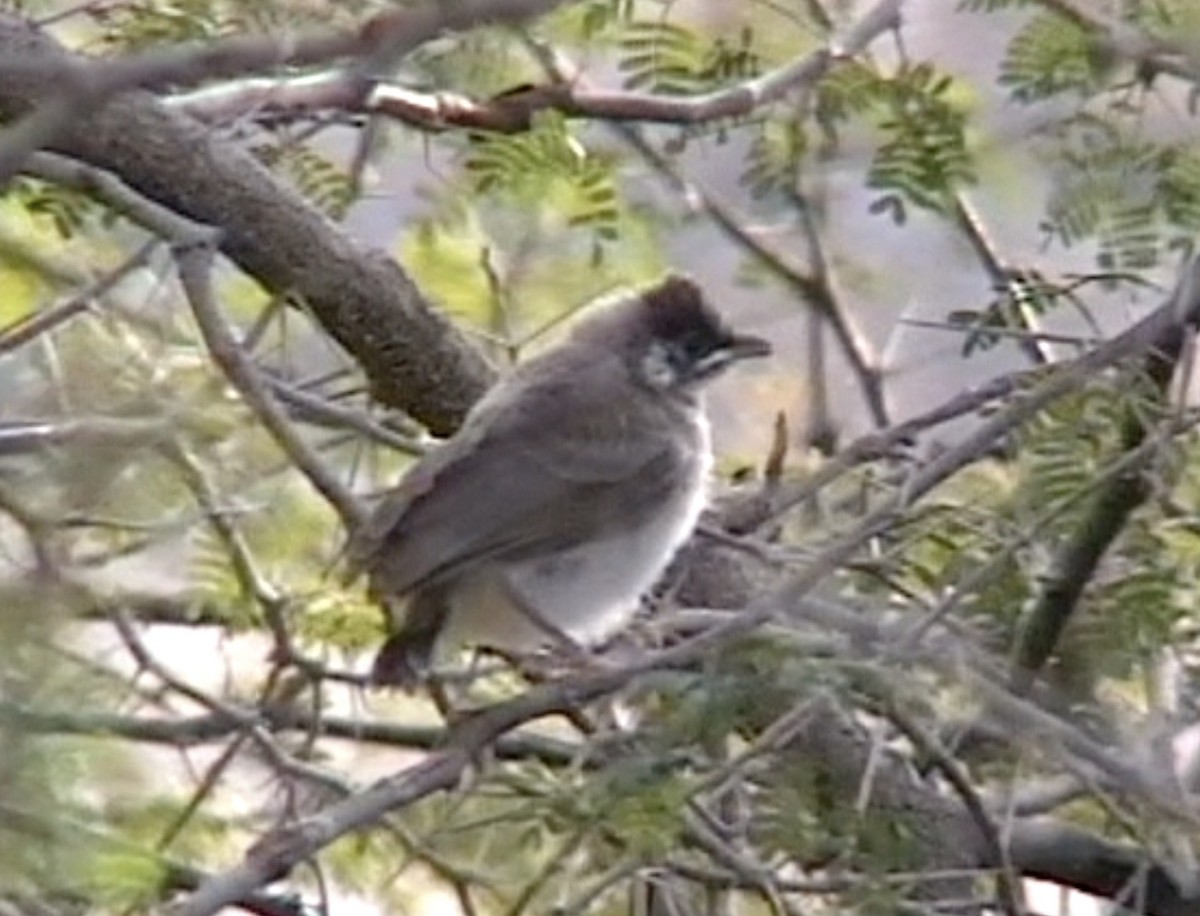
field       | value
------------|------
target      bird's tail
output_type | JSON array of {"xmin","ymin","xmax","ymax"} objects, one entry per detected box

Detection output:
[
  {"xmin": 370, "ymin": 633, "xmax": 433, "ymax": 689},
  {"xmin": 370, "ymin": 589, "xmax": 443, "ymax": 689}
]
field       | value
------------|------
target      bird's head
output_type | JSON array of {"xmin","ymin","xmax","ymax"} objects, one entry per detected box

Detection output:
[{"xmin": 619, "ymin": 276, "xmax": 772, "ymax": 391}]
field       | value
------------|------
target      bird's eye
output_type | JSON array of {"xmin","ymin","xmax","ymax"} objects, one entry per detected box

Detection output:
[
  {"xmin": 677, "ymin": 336, "xmax": 717, "ymax": 372},
  {"xmin": 681, "ymin": 331, "xmax": 718, "ymax": 362},
  {"xmin": 640, "ymin": 341, "xmax": 680, "ymax": 388},
  {"xmin": 639, "ymin": 331, "xmax": 733, "ymax": 389}
]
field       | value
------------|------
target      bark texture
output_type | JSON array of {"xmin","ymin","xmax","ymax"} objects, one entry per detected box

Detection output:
[{"xmin": 0, "ymin": 13, "xmax": 495, "ymax": 436}]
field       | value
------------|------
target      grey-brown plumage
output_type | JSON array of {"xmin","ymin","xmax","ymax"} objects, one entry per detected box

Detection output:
[{"xmin": 343, "ymin": 276, "xmax": 770, "ymax": 686}]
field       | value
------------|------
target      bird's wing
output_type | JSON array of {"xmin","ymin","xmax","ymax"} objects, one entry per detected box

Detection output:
[{"xmin": 344, "ymin": 350, "xmax": 695, "ymax": 599}]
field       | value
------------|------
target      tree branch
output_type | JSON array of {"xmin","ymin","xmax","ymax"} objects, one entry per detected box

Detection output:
[
  {"xmin": 950, "ymin": 194, "xmax": 1054, "ymax": 367},
  {"xmin": 619, "ymin": 127, "xmax": 887, "ymax": 429},
  {"xmin": 1029, "ymin": 0, "xmax": 1200, "ymax": 86},
  {"xmin": 0, "ymin": 12, "xmax": 494, "ymax": 436},
  {"xmin": 0, "ymin": 0, "xmax": 570, "ymax": 182},
  {"xmin": 8, "ymin": 701, "xmax": 579, "ymax": 765},
  {"xmin": 1008, "ymin": 818, "xmax": 1198, "ymax": 916},
  {"xmin": 171, "ymin": 0, "xmax": 903, "ymax": 133},
  {"xmin": 172, "ymin": 656, "xmax": 673, "ymax": 916},
  {"xmin": 1010, "ymin": 256, "xmax": 1200, "ymax": 690},
  {"xmin": 0, "ymin": 800, "xmax": 307, "ymax": 916},
  {"xmin": 174, "ymin": 239, "xmax": 365, "ymax": 531}
]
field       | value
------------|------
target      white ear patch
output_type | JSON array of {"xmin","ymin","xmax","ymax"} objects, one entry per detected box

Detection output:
[{"xmin": 640, "ymin": 341, "xmax": 678, "ymax": 389}]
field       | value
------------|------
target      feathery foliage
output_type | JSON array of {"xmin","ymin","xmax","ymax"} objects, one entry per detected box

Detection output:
[{"xmin": 5, "ymin": 0, "xmax": 1200, "ymax": 914}]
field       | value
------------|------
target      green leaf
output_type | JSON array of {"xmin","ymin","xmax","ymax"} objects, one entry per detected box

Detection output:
[
  {"xmin": 252, "ymin": 143, "xmax": 356, "ymax": 220},
  {"xmin": 865, "ymin": 65, "xmax": 975, "ymax": 216},
  {"xmin": 463, "ymin": 116, "xmax": 621, "ymax": 246},
  {"xmin": 618, "ymin": 20, "xmax": 708, "ymax": 94},
  {"xmin": 296, "ymin": 592, "xmax": 383, "ymax": 655},
  {"xmin": 999, "ymin": 12, "xmax": 1107, "ymax": 102},
  {"xmin": 741, "ymin": 118, "xmax": 807, "ymax": 198},
  {"xmin": 83, "ymin": 849, "xmax": 168, "ymax": 909}
]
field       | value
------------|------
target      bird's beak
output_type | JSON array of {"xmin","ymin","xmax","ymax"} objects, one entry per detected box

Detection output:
[
  {"xmin": 691, "ymin": 332, "xmax": 773, "ymax": 380},
  {"xmin": 725, "ymin": 333, "xmax": 772, "ymax": 362}
]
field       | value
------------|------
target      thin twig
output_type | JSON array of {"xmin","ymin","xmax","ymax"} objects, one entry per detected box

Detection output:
[
  {"xmin": 0, "ymin": 0, "xmax": 571, "ymax": 185},
  {"xmin": 0, "ymin": 239, "xmax": 159, "ymax": 357},
  {"xmin": 951, "ymin": 194, "xmax": 1053, "ymax": 366},
  {"xmin": 515, "ymin": 34, "xmax": 889, "ymax": 429},
  {"xmin": 883, "ymin": 699, "xmax": 1026, "ymax": 916},
  {"xmin": 173, "ymin": 240, "xmax": 365, "ymax": 531},
  {"xmin": 262, "ymin": 372, "xmax": 426, "ymax": 455},
  {"xmin": 171, "ymin": 0, "xmax": 903, "ymax": 133}
]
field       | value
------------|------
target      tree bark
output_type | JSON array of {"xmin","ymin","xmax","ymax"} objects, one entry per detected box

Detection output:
[{"xmin": 0, "ymin": 13, "xmax": 495, "ymax": 437}]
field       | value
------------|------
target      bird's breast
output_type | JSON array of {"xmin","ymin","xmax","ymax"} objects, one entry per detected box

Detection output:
[{"xmin": 439, "ymin": 410, "xmax": 712, "ymax": 654}]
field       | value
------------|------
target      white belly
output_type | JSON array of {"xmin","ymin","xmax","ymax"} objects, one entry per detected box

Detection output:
[{"xmin": 437, "ymin": 415, "xmax": 712, "ymax": 657}]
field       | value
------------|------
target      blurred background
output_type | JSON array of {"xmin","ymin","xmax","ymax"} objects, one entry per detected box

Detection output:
[{"xmin": 2, "ymin": 0, "xmax": 1199, "ymax": 913}]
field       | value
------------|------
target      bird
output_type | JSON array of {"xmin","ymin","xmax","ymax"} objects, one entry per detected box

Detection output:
[{"xmin": 343, "ymin": 275, "xmax": 771, "ymax": 687}]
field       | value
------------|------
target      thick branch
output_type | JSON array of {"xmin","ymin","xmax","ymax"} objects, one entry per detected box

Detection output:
[
  {"xmin": 0, "ymin": 0, "xmax": 569, "ymax": 185},
  {"xmin": 1010, "ymin": 257, "xmax": 1200, "ymax": 689},
  {"xmin": 759, "ymin": 694, "xmax": 1198, "ymax": 916},
  {"xmin": 765, "ymin": 613, "xmax": 1199, "ymax": 916},
  {"xmin": 1008, "ymin": 818, "xmax": 1198, "ymax": 916},
  {"xmin": 0, "ymin": 12, "xmax": 495, "ymax": 436}
]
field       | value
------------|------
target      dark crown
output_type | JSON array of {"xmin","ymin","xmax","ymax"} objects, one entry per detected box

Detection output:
[{"xmin": 639, "ymin": 276, "xmax": 730, "ymax": 346}]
